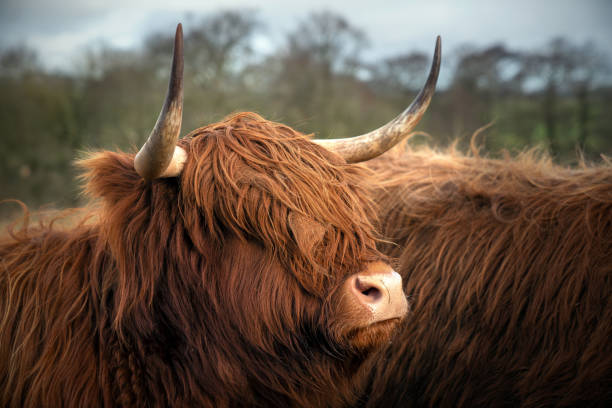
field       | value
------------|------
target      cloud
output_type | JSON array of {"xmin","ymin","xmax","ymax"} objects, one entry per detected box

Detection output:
[{"xmin": 1, "ymin": 0, "xmax": 610, "ymax": 71}]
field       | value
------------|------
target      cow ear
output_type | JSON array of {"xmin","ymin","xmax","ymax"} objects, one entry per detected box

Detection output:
[
  {"xmin": 77, "ymin": 151, "xmax": 143, "ymax": 204},
  {"xmin": 288, "ymin": 212, "xmax": 326, "ymax": 255}
]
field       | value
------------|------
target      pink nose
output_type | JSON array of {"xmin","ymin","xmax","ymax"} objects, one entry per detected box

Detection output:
[{"xmin": 348, "ymin": 266, "xmax": 408, "ymax": 323}]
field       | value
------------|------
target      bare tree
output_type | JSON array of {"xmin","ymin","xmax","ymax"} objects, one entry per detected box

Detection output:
[
  {"xmin": 0, "ymin": 46, "xmax": 40, "ymax": 78},
  {"xmin": 372, "ymin": 52, "xmax": 429, "ymax": 96},
  {"xmin": 518, "ymin": 38, "xmax": 610, "ymax": 158},
  {"xmin": 447, "ymin": 44, "xmax": 518, "ymax": 141},
  {"xmin": 277, "ymin": 11, "xmax": 369, "ymax": 135},
  {"xmin": 568, "ymin": 42, "xmax": 609, "ymax": 153},
  {"xmin": 187, "ymin": 10, "xmax": 260, "ymax": 87},
  {"xmin": 286, "ymin": 11, "xmax": 368, "ymax": 78}
]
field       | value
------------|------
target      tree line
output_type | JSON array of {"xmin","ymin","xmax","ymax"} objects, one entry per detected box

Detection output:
[{"xmin": 1, "ymin": 10, "xmax": 611, "ymax": 216}]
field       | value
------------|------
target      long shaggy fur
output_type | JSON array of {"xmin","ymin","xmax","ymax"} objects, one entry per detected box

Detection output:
[
  {"xmin": 0, "ymin": 112, "xmax": 386, "ymax": 407},
  {"xmin": 360, "ymin": 147, "xmax": 612, "ymax": 407}
]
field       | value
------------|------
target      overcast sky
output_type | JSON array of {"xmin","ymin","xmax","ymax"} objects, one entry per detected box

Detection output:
[{"xmin": 1, "ymin": 0, "xmax": 611, "ymax": 71}]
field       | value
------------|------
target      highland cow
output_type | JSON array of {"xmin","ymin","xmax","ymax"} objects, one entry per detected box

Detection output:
[
  {"xmin": 0, "ymin": 25, "xmax": 440, "ymax": 407},
  {"xmin": 359, "ymin": 147, "xmax": 612, "ymax": 407}
]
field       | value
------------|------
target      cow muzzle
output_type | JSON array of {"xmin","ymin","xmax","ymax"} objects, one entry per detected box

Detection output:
[{"xmin": 344, "ymin": 262, "xmax": 408, "ymax": 325}]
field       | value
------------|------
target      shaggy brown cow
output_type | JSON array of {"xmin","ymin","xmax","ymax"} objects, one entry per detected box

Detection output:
[
  {"xmin": 358, "ymin": 147, "xmax": 612, "ymax": 406},
  {"xmin": 0, "ymin": 25, "xmax": 440, "ymax": 407}
]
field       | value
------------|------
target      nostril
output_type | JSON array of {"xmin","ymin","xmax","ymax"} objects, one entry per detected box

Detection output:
[
  {"xmin": 355, "ymin": 277, "xmax": 384, "ymax": 303},
  {"xmin": 361, "ymin": 286, "xmax": 382, "ymax": 301}
]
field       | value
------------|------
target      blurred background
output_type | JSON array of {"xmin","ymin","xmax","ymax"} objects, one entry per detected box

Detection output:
[{"xmin": 1, "ymin": 0, "xmax": 611, "ymax": 217}]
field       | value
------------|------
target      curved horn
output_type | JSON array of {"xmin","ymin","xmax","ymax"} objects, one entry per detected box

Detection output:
[
  {"xmin": 314, "ymin": 36, "xmax": 441, "ymax": 163},
  {"xmin": 134, "ymin": 24, "xmax": 185, "ymax": 180}
]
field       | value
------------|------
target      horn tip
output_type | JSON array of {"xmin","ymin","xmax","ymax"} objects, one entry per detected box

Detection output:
[{"xmin": 175, "ymin": 24, "xmax": 183, "ymax": 48}]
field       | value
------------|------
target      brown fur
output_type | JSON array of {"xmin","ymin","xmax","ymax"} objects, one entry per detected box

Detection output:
[
  {"xmin": 0, "ymin": 112, "xmax": 389, "ymax": 407},
  {"xmin": 360, "ymin": 147, "xmax": 612, "ymax": 406}
]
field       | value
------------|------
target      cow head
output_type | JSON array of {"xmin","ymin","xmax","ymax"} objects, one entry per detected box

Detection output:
[{"xmin": 80, "ymin": 23, "xmax": 439, "ymax": 405}]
